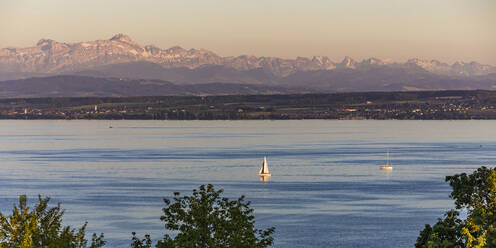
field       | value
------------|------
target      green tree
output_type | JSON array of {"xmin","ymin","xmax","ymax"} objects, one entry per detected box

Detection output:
[
  {"xmin": 0, "ymin": 195, "xmax": 105, "ymax": 248},
  {"xmin": 132, "ymin": 184, "xmax": 275, "ymax": 248},
  {"xmin": 416, "ymin": 166, "xmax": 496, "ymax": 248},
  {"xmin": 131, "ymin": 233, "xmax": 152, "ymax": 248}
]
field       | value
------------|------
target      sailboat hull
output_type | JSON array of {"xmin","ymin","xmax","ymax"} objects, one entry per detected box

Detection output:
[
  {"xmin": 259, "ymin": 175, "xmax": 270, "ymax": 182},
  {"xmin": 380, "ymin": 166, "xmax": 393, "ymax": 170}
]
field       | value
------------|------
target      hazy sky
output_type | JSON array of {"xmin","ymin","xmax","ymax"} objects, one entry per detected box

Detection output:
[{"xmin": 1, "ymin": 0, "xmax": 495, "ymax": 64}]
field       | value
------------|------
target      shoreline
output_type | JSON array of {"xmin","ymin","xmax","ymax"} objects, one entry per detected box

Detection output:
[{"xmin": 2, "ymin": 90, "xmax": 496, "ymax": 120}]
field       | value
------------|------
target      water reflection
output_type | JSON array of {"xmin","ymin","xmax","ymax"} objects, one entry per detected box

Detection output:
[
  {"xmin": 259, "ymin": 175, "xmax": 271, "ymax": 182},
  {"xmin": 380, "ymin": 170, "xmax": 393, "ymax": 179}
]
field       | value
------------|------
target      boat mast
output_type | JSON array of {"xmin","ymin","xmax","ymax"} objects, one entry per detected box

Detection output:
[
  {"xmin": 386, "ymin": 151, "xmax": 391, "ymax": 166},
  {"xmin": 387, "ymin": 151, "xmax": 389, "ymax": 165},
  {"xmin": 263, "ymin": 156, "xmax": 269, "ymax": 174}
]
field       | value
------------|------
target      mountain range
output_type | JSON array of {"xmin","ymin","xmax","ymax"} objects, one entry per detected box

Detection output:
[{"xmin": 1, "ymin": 33, "xmax": 495, "ymax": 97}]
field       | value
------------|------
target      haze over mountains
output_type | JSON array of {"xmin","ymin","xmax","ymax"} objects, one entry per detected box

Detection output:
[{"xmin": 1, "ymin": 33, "xmax": 495, "ymax": 97}]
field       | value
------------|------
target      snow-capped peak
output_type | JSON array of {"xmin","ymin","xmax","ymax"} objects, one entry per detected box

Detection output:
[{"xmin": 110, "ymin": 33, "xmax": 134, "ymax": 43}]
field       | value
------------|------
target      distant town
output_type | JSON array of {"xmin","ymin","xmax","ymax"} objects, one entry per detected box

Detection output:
[{"xmin": 2, "ymin": 90, "xmax": 496, "ymax": 120}]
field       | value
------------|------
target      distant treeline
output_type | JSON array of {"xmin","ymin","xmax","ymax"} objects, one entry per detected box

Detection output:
[{"xmin": 2, "ymin": 90, "xmax": 496, "ymax": 120}]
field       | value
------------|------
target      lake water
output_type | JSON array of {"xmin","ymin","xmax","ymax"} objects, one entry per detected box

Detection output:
[{"xmin": 0, "ymin": 120, "xmax": 495, "ymax": 247}]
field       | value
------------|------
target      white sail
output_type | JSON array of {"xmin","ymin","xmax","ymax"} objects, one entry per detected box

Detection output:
[
  {"xmin": 263, "ymin": 156, "xmax": 270, "ymax": 174},
  {"xmin": 259, "ymin": 156, "xmax": 271, "ymax": 175},
  {"xmin": 380, "ymin": 151, "xmax": 393, "ymax": 170}
]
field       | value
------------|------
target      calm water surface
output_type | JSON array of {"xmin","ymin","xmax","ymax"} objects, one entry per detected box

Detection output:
[{"xmin": 0, "ymin": 120, "xmax": 495, "ymax": 247}]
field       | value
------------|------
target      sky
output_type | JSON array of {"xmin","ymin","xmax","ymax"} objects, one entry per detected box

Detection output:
[{"xmin": 1, "ymin": 0, "xmax": 495, "ymax": 65}]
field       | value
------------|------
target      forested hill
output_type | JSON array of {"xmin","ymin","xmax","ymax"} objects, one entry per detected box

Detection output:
[{"xmin": 0, "ymin": 75, "xmax": 301, "ymax": 98}]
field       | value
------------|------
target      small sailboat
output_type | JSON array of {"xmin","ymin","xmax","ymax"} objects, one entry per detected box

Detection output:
[
  {"xmin": 259, "ymin": 156, "xmax": 271, "ymax": 176},
  {"xmin": 380, "ymin": 151, "xmax": 393, "ymax": 170}
]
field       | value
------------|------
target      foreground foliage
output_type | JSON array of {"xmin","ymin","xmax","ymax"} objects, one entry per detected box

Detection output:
[
  {"xmin": 416, "ymin": 166, "xmax": 496, "ymax": 248},
  {"xmin": 0, "ymin": 195, "xmax": 105, "ymax": 248},
  {"xmin": 132, "ymin": 184, "xmax": 275, "ymax": 248}
]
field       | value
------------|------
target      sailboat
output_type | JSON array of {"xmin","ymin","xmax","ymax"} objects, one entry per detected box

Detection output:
[
  {"xmin": 259, "ymin": 156, "xmax": 271, "ymax": 176},
  {"xmin": 380, "ymin": 151, "xmax": 393, "ymax": 170}
]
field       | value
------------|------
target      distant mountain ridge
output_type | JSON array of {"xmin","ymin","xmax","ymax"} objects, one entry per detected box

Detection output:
[
  {"xmin": 1, "ymin": 33, "xmax": 495, "ymax": 80},
  {"xmin": 1, "ymin": 34, "xmax": 496, "ymax": 95}
]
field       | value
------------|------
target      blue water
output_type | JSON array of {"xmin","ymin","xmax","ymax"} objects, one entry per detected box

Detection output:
[{"xmin": 0, "ymin": 120, "xmax": 494, "ymax": 247}]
